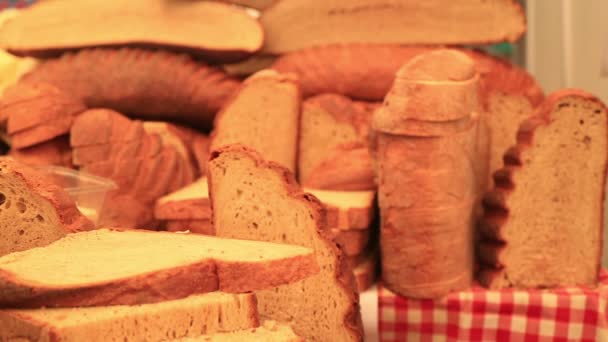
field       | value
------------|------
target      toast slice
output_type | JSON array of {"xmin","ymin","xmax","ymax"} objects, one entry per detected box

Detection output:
[
  {"xmin": 299, "ymin": 94, "xmax": 376, "ymax": 186},
  {"xmin": 478, "ymin": 90, "xmax": 608, "ymax": 289},
  {"xmin": 21, "ymin": 48, "xmax": 240, "ymax": 130},
  {"xmin": 165, "ymin": 219, "xmax": 214, "ymax": 236},
  {"xmin": 208, "ymin": 145, "xmax": 362, "ymax": 342},
  {"xmin": 211, "ymin": 70, "xmax": 300, "ymax": 172},
  {"xmin": 0, "ymin": 0, "xmax": 263, "ymax": 62},
  {"xmin": 303, "ymin": 188, "xmax": 375, "ymax": 230},
  {"xmin": 0, "ymin": 158, "xmax": 93, "ymax": 256},
  {"xmin": 261, "ymin": 0, "xmax": 525, "ymax": 54},
  {"xmin": 155, "ymin": 177, "xmax": 211, "ymax": 221},
  {"xmin": 0, "ymin": 228, "xmax": 319, "ymax": 308},
  {"xmin": 0, "ymin": 292, "xmax": 258, "ymax": 341},
  {"xmin": 176, "ymin": 321, "xmax": 302, "ymax": 342}
]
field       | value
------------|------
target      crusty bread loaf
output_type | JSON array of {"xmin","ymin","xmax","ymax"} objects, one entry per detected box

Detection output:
[
  {"xmin": 0, "ymin": 0, "xmax": 263, "ymax": 63},
  {"xmin": 299, "ymin": 94, "xmax": 377, "ymax": 188},
  {"xmin": 0, "ymin": 157, "xmax": 93, "ymax": 256},
  {"xmin": 211, "ymin": 70, "xmax": 300, "ymax": 172},
  {"xmin": 0, "ymin": 228, "xmax": 319, "ymax": 308},
  {"xmin": 175, "ymin": 320, "xmax": 302, "ymax": 342},
  {"xmin": 0, "ymin": 292, "xmax": 259, "ymax": 341},
  {"xmin": 478, "ymin": 90, "xmax": 607, "ymax": 289},
  {"xmin": 208, "ymin": 145, "xmax": 362, "ymax": 342},
  {"xmin": 9, "ymin": 136, "xmax": 72, "ymax": 168},
  {"xmin": 303, "ymin": 188, "xmax": 375, "ymax": 230},
  {"xmin": 155, "ymin": 177, "xmax": 211, "ymax": 221},
  {"xmin": 374, "ymin": 49, "xmax": 478, "ymax": 299},
  {"xmin": 20, "ymin": 48, "xmax": 240, "ymax": 129},
  {"xmin": 165, "ymin": 219, "xmax": 214, "ymax": 235},
  {"xmin": 260, "ymin": 0, "xmax": 525, "ymax": 54}
]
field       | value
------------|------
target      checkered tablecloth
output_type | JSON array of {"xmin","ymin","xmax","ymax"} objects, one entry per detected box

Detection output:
[{"xmin": 379, "ymin": 270, "xmax": 608, "ymax": 341}]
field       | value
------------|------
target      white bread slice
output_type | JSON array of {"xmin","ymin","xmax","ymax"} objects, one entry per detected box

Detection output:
[
  {"xmin": 208, "ymin": 145, "xmax": 362, "ymax": 342},
  {"xmin": 0, "ymin": 292, "xmax": 258, "ymax": 341},
  {"xmin": 155, "ymin": 177, "xmax": 210, "ymax": 221},
  {"xmin": 0, "ymin": 228, "xmax": 319, "ymax": 308},
  {"xmin": 177, "ymin": 320, "xmax": 302, "ymax": 342},
  {"xmin": 478, "ymin": 90, "xmax": 607, "ymax": 289},
  {"xmin": 211, "ymin": 70, "xmax": 300, "ymax": 172},
  {"xmin": 261, "ymin": 0, "xmax": 525, "ymax": 54},
  {"xmin": 0, "ymin": 157, "xmax": 93, "ymax": 257},
  {"xmin": 303, "ymin": 188, "xmax": 375, "ymax": 230}
]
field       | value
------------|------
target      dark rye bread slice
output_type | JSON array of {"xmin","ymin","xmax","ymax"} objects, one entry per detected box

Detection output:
[
  {"xmin": 0, "ymin": 228, "xmax": 319, "ymax": 308},
  {"xmin": 0, "ymin": 0, "xmax": 263, "ymax": 63},
  {"xmin": 21, "ymin": 48, "xmax": 241, "ymax": 130},
  {"xmin": 208, "ymin": 145, "xmax": 363, "ymax": 342},
  {"xmin": 478, "ymin": 90, "xmax": 608, "ymax": 289},
  {"xmin": 0, "ymin": 293, "xmax": 259, "ymax": 341},
  {"xmin": 0, "ymin": 158, "xmax": 93, "ymax": 257}
]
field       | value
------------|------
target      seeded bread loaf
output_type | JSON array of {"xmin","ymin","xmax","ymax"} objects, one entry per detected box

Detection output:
[
  {"xmin": 0, "ymin": 228, "xmax": 319, "ymax": 308},
  {"xmin": 211, "ymin": 70, "xmax": 300, "ymax": 172},
  {"xmin": 478, "ymin": 90, "xmax": 607, "ymax": 289},
  {"xmin": 0, "ymin": 292, "xmax": 259, "ymax": 341},
  {"xmin": 176, "ymin": 320, "xmax": 302, "ymax": 342},
  {"xmin": 208, "ymin": 145, "xmax": 362, "ymax": 342},
  {"xmin": 0, "ymin": 157, "xmax": 93, "ymax": 256},
  {"xmin": 374, "ymin": 49, "xmax": 479, "ymax": 299}
]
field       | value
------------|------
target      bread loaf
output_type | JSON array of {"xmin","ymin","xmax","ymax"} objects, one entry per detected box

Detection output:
[
  {"xmin": 208, "ymin": 145, "xmax": 363, "ymax": 341},
  {"xmin": 478, "ymin": 90, "xmax": 607, "ymax": 289},
  {"xmin": 211, "ymin": 70, "xmax": 300, "ymax": 172},
  {"xmin": 0, "ymin": 293, "xmax": 259, "ymax": 341},
  {"xmin": 0, "ymin": 228, "xmax": 319, "ymax": 308},
  {"xmin": 20, "ymin": 48, "xmax": 240, "ymax": 129},
  {"xmin": 175, "ymin": 320, "xmax": 302, "ymax": 342},
  {"xmin": 374, "ymin": 49, "xmax": 479, "ymax": 299},
  {"xmin": 0, "ymin": 157, "xmax": 93, "ymax": 256}
]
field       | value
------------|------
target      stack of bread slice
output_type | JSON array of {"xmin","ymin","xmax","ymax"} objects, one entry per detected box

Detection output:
[
  {"xmin": 0, "ymin": 228, "xmax": 317, "ymax": 341},
  {"xmin": 70, "ymin": 109, "xmax": 196, "ymax": 228},
  {"xmin": 155, "ymin": 177, "xmax": 213, "ymax": 234}
]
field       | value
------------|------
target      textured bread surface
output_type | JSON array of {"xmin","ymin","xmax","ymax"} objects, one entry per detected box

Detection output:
[
  {"xmin": 209, "ymin": 145, "xmax": 363, "ymax": 341},
  {"xmin": 175, "ymin": 320, "xmax": 302, "ymax": 342},
  {"xmin": 0, "ymin": 228, "xmax": 318, "ymax": 307},
  {"xmin": 165, "ymin": 219, "xmax": 214, "ymax": 235},
  {"xmin": 211, "ymin": 70, "xmax": 300, "ymax": 172},
  {"xmin": 0, "ymin": 0, "xmax": 263, "ymax": 62},
  {"xmin": 374, "ymin": 50, "xmax": 478, "ymax": 299},
  {"xmin": 0, "ymin": 292, "xmax": 258, "ymax": 342},
  {"xmin": 9, "ymin": 136, "xmax": 72, "ymax": 168},
  {"xmin": 0, "ymin": 157, "xmax": 93, "ymax": 257},
  {"xmin": 303, "ymin": 188, "xmax": 375, "ymax": 230},
  {"xmin": 261, "ymin": 0, "xmax": 525, "ymax": 54},
  {"xmin": 478, "ymin": 90, "xmax": 607, "ymax": 289},
  {"xmin": 155, "ymin": 177, "xmax": 211, "ymax": 221},
  {"xmin": 20, "ymin": 48, "xmax": 240, "ymax": 129}
]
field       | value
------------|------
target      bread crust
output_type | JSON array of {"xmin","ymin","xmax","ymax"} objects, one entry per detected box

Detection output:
[
  {"xmin": 478, "ymin": 89, "xmax": 608, "ymax": 288},
  {"xmin": 155, "ymin": 199, "xmax": 212, "ymax": 221},
  {"xmin": 208, "ymin": 145, "xmax": 363, "ymax": 341}
]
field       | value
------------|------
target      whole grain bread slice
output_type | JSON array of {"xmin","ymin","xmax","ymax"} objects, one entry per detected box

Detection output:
[
  {"xmin": 208, "ymin": 145, "xmax": 363, "ymax": 342},
  {"xmin": 0, "ymin": 292, "xmax": 259, "ymax": 342},
  {"xmin": 175, "ymin": 320, "xmax": 303, "ymax": 342},
  {"xmin": 0, "ymin": 157, "xmax": 93, "ymax": 256},
  {"xmin": 478, "ymin": 90, "xmax": 607, "ymax": 289},
  {"xmin": 0, "ymin": 228, "xmax": 319, "ymax": 308}
]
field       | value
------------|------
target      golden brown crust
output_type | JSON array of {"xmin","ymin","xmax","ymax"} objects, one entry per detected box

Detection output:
[
  {"xmin": 273, "ymin": 45, "xmax": 543, "ymax": 106},
  {"xmin": 21, "ymin": 48, "xmax": 240, "ymax": 130},
  {"xmin": 208, "ymin": 144, "xmax": 363, "ymax": 341}
]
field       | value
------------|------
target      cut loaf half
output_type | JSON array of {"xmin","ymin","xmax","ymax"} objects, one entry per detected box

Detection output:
[
  {"xmin": 209, "ymin": 145, "xmax": 362, "ymax": 342},
  {"xmin": 478, "ymin": 89, "xmax": 608, "ymax": 289},
  {"xmin": 0, "ymin": 292, "xmax": 258, "ymax": 342},
  {"xmin": 0, "ymin": 228, "xmax": 318, "ymax": 308}
]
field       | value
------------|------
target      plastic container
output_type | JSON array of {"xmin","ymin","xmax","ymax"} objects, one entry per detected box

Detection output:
[{"xmin": 35, "ymin": 166, "xmax": 117, "ymax": 226}]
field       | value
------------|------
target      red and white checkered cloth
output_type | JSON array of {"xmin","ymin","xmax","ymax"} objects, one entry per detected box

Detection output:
[{"xmin": 379, "ymin": 270, "xmax": 608, "ymax": 341}]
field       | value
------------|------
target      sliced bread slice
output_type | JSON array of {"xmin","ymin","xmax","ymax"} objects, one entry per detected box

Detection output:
[
  {"xmin": 211, "ymin": 70, "xmax": 300, "ymax": 172},
  {"xmin": 303, "ymin": 188, "xmax": 375, "ymax": 230},
  {"xmin": 208, "ymin": 145, "xmax": 362, "ymax": 342},
  {"xmin": 0, "ymin": 292, "xmax": 258, "ymax": 342},
  {"xmin": 143, "ymin": 121, "xmax": 196, "ymax": 180},
  {"xmin": 353, "ymin": 255, "xmax": 377, "ymax": 293},
  {"xmin": 0, "ymin": 157, "xmax": 93, "ymax": 256},
  {"xmin": 0, "ymin": 228, "xmax": 319, "ymax": 308},
  {"xmin": 9, "ymin": 136, "xmax": 72, "ymax": 168},
  {"xmin": 176, "ymin": 320, "xmax": 302, "ymax": 342},
  {"xmin": 478, "ymin": 90, "xmax": 607, "ymax": 289},
  {"xmin": 155, "ymin": 177, "xmax": 211, "ymax": 221},
  {"xmin": 70, "ymin": 108, "xmax": 144, "ymax": 147},
  {"xmin": 261, "ymin": 0, "xmax": 525, "ymax": 54}
]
